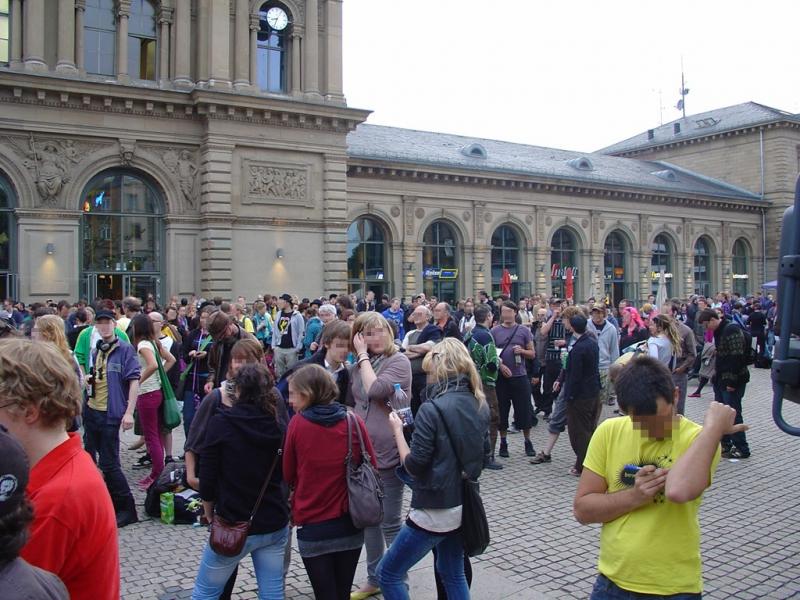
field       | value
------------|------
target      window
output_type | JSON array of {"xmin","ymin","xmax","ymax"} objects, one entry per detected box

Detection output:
[
  {"xmin": 694, "ymin": 237, "xmax": 713, "ymax": 297},
  {"xmin": 423, "ymin": 221, "xmax": 459, "ymax": 304},
  {"xmin": 127, "ymin": 0, "xmax": 157, "ymax": 80},
  {"xmin": 732, "ymin": 238, "xmax": 750, "ymax": 297},
  {"xmin": 604, "ymin": 231, "xmax": 629, "ymax": 307},
  {"xmin": 0, "ymin": 0, "xmax": 9, "ymax": 64},
  {"xmin": 347, "ymin": 217, "xmax": 388, "ymax": 298},
  {"xmin": 0, "ymin": 174, "xmax": 15, "ymax": 300},
  {"xmin": 85, "ymin": 0, "xmax": 116, "ymax": 76},
  {"xmin": 491, "ymin": 225, "xmax": 520, "ymax": 299},
  {"xmin": 81, "ymin": 171, "xmax": 163, "ymax": 302},
  {"xmin": 551, "ymin": 228, "xmax": 578, "ymax": 300},
  {"xmin": 257, "ymin": 3, "xmax": 290, "ymax": 93},
  {"xmin": 651, "ymin": 234, "xmax": 673, "ymax": 298}
]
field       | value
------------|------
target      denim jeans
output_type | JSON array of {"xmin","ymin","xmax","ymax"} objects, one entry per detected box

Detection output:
[
  {"xmin": 192, "ymin": 525, "xmax": 289, "ymax": 600},
  {"xmin": 182, "ymin": 389, "xmax": 202, "ymax": 437},
  {"xmin": 590, "ymin": 573, "xmax": 701, "ymax": 599},
  {"xmin": 365, "ymin": 468, "xmax": 405, "ymax": 587},
  {"xmin": 714, "ymin": 382, "xmax": 749, "ymax": 453},
  {"xmin": 82, "ymin": 405, "xmax": 134, "ymax": 504},
  {"xmin": 378, "ymin": 523, "xmax": 468, "ymax": 600}
]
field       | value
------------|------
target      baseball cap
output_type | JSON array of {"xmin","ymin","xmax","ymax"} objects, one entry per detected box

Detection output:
[
  {"xmin": 590, "ymin": 304, "xmax": 606, "ymax": 313},
  {"xmin": 310, "ymin": 299, "xmax": 322, "ymax": 307},
  {"xmin": 0, "ymin": 425, "xmax": 30, "ymax": 518},
  {"xmin": 280, "ymin": 294, "xmax": 293, "ymax": 303},
  {"xmin": 95, "ymin": 309, "xmax": 116, "ymax": 321}
]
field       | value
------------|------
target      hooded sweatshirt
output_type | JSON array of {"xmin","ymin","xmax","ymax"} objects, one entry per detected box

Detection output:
[{"xmin": 200, "ymin": 402, "xmax": 288, "ymax": 535}]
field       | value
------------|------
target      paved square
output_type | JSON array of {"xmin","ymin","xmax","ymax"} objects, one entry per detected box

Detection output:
[{"xmin": 118, "ymin": 367, "xmax": 800, "ymax": 599}]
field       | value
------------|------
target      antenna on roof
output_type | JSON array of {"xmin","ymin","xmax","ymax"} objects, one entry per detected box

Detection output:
[{"xmin": 675, "ymin": 57, "xmax": 689, "ymax": 119}]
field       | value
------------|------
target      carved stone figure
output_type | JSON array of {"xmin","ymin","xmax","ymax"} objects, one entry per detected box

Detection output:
[
  {"xmin": 247, "ymin": 164, "xmax": 307, "ymax": 202},
  {"xmin": 163, "ymin": 148, "xmax": 200, "ymax": 209},
  {"xmin": 11, "ymin": 136, "xmax": 80, "ymax": 206}
]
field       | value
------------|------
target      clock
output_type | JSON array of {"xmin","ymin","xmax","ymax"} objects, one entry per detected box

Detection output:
[{"xmin": 266, "ymin": 6, "xmax": 289, "ymax": 31}]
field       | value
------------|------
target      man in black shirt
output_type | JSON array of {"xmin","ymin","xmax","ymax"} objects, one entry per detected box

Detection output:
[
  {"xmin": 538, "ymin": 298, "xmax": 566, "ymax": 418},
  {"xmin": 433, "ymin": 302, "xmax": 462, "ymax": 341},
  {"xmin": 748, "ymin": 302, "xmax": 767, "ymax": 363},
  {"xmin": 401, "ymin": 305, "xmax": 443, "ymax": 414}
]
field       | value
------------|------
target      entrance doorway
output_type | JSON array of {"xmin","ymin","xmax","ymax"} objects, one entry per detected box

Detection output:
[{"xmin": 82, "ymin": 274, "xmax": 161, "ymax": 303}]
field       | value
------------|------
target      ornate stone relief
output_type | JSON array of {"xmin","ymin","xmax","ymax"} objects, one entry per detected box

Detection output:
[
  {"xmin": 141, "ymin": 146, "xmax": 201, "ymax": 210},
  {"xmin": 241, "ymin": 159, "xmax": 308, "ymax": 207},
  {"xmin": 414, "ymin": 207, "xmax": 425, "ymax": 220},
  {"xmin": 119, "ymin": 139, "xmax": 136, "ymax": 166},
  {"xmin": 463, "ymin": 211, "xmax": 471, "ymax": 221},
  {"xmin": 474, "ymin": 203, "xmax": 486, "ymax": 237},
  {"xmin": 4, "ymin": 135, "xmax": 104, "ymax": 207},
  {"xmin": 390, "ymin": 206, "xmax": 401, "ymax": 218},
  {"xmin": 404, "ymin": 202, "xmax": 414, "ymax": 236},
  {"xmin": 545, "ymin": 216, "xmax": 552, "ymax": 226},
  {"xmin": 525, "ymin": 215, "xmax": 533, "ymax": 225}
]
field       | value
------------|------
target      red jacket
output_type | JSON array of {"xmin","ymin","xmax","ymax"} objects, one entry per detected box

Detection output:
[{"xmin": 283, "ymin": 412, "xmax": 377, "ymax": 526}]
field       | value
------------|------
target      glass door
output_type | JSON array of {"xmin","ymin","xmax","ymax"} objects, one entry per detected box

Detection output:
[{"xmin": 82, "ymin": 273, "xmax": 160, "ymax": 304}]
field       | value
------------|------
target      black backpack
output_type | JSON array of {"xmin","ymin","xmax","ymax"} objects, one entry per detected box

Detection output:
[
  {"xmin": 730, "ymin": 323, "xmax": 756, "ymax": 367},
  {"xmin": 144, "ymin": 461, "xmax": 188, "ymax": 518}
]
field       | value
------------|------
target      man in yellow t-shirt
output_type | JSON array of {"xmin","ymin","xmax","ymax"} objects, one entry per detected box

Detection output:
[{"xmin": 574, "ymin": 355, "xmax": 747, "ymax": 599}]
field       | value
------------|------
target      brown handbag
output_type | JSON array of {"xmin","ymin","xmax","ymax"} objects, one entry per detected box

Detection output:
[{"xmin": 208, "ymin": 440, "xmax": 283, "ymax": 557}]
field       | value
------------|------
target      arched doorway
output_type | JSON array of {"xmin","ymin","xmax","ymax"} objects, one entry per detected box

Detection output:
[
  {"xmin": 0, "ymin": 175, "xmax": 16, "ymax": 300},
  {"xmin": 491, "ymin": 224, "xmax": 520, "ymax": 299},
  {"xmin": 693, "ymin": 237, "xmax": 714, "ymax": 297},
  {"xmin": 551, "ymin": 228, "xmax": 578, "ymax": 300},
  {"xmin": 732, "ymin": 238, "xmax": 750, "ymax": 297},
  {"xmin": 422, "ymin": 220, "xmax": 459, "ymax": 304},
  {"xmin": 347, "ymin": 216, "xmax": 389, "ymax": 298},
  {"xmin": 603, "ymin": 231, "xmax": 630, "ymax": 307},
  {"xmin": 80, "ymin": 170, "xmax": 164, "ymax": 303},
  {"xmin": 651, "ymin": 234, "xmax": 674, "ymax": 298}
]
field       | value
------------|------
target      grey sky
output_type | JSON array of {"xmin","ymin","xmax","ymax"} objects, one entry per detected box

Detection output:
[{"xmin": 342, "ymin": 0, "xmax": 800, "ymax": 152}]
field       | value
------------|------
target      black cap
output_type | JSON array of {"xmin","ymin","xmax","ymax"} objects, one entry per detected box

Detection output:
[
  {"xmin": 310, "ymin": 299, "xmax": 322, "ymax": 307},
  {"xmin": 0, "ymin": 425, "xmax": 29, "ymax": 518},
  {"xmin": 95, "ymin": 309, "xmax": 116, "ymax": 321},
  {"xmin": 570, "ymin": 315, "xmax": 588, "ymax": 334},
  {"xmin": 280, "ymin": 294, "xmax": 293, "ymax": 303}
]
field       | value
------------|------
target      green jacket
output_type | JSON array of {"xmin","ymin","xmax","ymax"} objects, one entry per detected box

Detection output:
[
  {"xmin": 464, "ymin": 324, "xmax": 500, "ymax": 388},
  {"xmin": 74, "ymin": 325, "xmax": 130, "ymax": 372}
]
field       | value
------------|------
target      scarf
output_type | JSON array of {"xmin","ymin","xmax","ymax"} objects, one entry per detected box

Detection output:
[
  {"xmin": 301, "ymin": 402, "xmax": 347, "ymax": 427},
  {"xmin": 424, "ymin": 374, "xmax": 473, "ymax": 403}
]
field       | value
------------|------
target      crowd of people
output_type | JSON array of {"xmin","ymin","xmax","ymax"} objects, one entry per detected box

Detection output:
[{"xmin": 0, "ymin": 286, "xmax": 771, "ymax": 599}]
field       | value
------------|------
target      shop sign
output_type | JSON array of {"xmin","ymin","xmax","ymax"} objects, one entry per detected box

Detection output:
[
  {"xmin": 424, "ymin": 268, "xmax": 459, "ymax": 280},
  {"xmin": 551, "ymin": 265, "xmax": 578, "ymax": 279},
  {"xmin": 650, "ymin": 271, "xmax": 673, "ymax": 280},
  {"xmin": 732, "ymin": 274, "xmax": 749, "ymax": 280}
]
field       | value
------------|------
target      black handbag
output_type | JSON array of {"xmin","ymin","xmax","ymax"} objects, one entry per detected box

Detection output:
[{"xmin": 431, "ymin": 403, "xmax": 490, "ymax": 557}]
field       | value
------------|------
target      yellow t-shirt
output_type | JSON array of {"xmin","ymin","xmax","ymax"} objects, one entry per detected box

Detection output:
[
  {"xmin": 89, "ymin": 347, "xmax": 110, "ymax": 411},
  {"xmin": 583, "ymin": 415, "xmax": 721, "ymax": 596}
]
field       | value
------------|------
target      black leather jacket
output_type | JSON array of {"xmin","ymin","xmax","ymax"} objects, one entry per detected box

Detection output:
[{"xmin": 403, "ymin": 379, "xmax": 489, "ymax": 510}]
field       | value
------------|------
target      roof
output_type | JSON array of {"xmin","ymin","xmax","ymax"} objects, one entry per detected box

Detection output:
[
  {"xmin": 598, "ymin": 101, "xmax": 800, "ymax": 155},
  {"xmin": 346, "ymin": 123, "xmax": 761, "ymax": 202}
]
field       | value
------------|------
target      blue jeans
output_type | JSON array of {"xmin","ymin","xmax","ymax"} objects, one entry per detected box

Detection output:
[
  {"xmin": 182, "ymin": 389, "xmax": 202, "ymax": 437},
  {"xmin": 378, "ymin": 523, "xmax": 468, "ymax": 600},
  {"xmin": 192, "ymin": 525, "xmax": 289, "ymax": 600},
  {"xmin": 714, "ymin": 382, "xmax": 749, "ymax": 453},
  {"xmin": 365, "ymin": 468, "xmax": 405, "ymax": 587},
  {"xmin": 590, "ymin": 573, "xmax": 701, "ymax": 599}
]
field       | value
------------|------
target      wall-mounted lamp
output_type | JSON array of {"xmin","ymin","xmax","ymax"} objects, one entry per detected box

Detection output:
[
  {"xmin": 404, "ymin": 262, "xmax": 414, "ymax": 271},
  {"xmin": 537, "ymin": 265, "xmax": 544, "ymax": 273},
  {"xmin": 276, "ymin": 248, "xmax": 285, "ymax": 259},
  {"xmin": 46, "ymin": 243, "xmax": 56, "ymax": 255},
  {"xmin": 476, "ymin": 264, "xmax": 484, "ymax": 272}
]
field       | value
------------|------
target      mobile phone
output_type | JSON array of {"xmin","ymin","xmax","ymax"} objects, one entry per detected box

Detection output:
[{"xmin": 396, "ymin": 407, "xmax": 414, "ymax": 428}]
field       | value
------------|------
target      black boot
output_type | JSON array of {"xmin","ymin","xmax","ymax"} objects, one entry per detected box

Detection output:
[{"xmin": 114, "ymin": 494, "xmax": 139, "ymax": 528}]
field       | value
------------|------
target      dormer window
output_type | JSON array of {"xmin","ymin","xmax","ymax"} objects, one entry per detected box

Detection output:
[
  {"xmin": 567, "ymin": 157, "xmax": 594, "ymax": 171},
  {"xmin": 652, "ymin": 169, "xmax": 678, "ymax": 182},
  {"xmin": 461, "ymin": 143, "xmax": 487, "ymax": 159}
]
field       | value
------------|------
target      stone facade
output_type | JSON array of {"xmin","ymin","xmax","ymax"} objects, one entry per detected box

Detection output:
[{"xmin": 0, "ymin": 1, "xmax": 767, "ymax": 304}]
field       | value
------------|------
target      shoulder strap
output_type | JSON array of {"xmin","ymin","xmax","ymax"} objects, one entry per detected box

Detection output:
[
  {"xmin": 248, "ymin": 432, "xmax": 285, "ymax": 524},
  {"xmin": 498, "ymin": 325, "xmax": 520, "ymax": 360},
  {"xmin": 345, "ymin": 412, "xmax": 370, "ymax": 466},
  {"xmin": 430, "ymin": 402, "xmax": 463, "ymax": 475}
]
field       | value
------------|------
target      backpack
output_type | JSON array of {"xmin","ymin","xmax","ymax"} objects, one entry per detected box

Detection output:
[
  {"xmin": 733, "ymin": 323, "xmax": 756, "ymax": 366},
  {"xmin": 144, "ymin": 461, "xmax": 188, "ymax": 518}
]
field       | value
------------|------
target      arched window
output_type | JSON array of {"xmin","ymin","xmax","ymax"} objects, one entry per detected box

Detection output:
[
  {"xmin": 651, "ymin": 234, "xmax": 673, "ymax": 298},
  {"xmin": 0, "ymin": 1, "xmax": 10, "ymax": 64},
  {"xmin": 491, "ymin": 225, "xmax": 520, "ymax": 299},
  {"xmin": 551, "ymin": 228, "xmax": 578, "ymax": 300},
  {"xmin": 732, "ymin": 238, "xmax": 750, "ymax": 297},
  {"xmin": 80, "ymin": 171, "xmax": 164, "ymax": 302},
  {"xmin": 85, "ymin": 0, "xmax": 116, "ymax": 76},
  {"xmin": 127, "ymin": 0, "xmax": 157, "ymax": 80},
  {"xmin": 604, "ymin": 231, "xmax": 629, "ymax": 307},
  {"xmin": 347, "ymin": 217, "xmax": 388, "ymax": 298},
  {"xmin": 423, "ymin": 221, "xmax": 459, "ymax": 304},
  {"xmin": 694, "ymin": 237, "xmax": 713, "ymax": 297},
  {"xmin": 0, "ymin": 174, "xmax": 16, "ymax": 300},
  {"xmin": 258, "ymin": 3, "xmax": 291, "ymax": 93}
]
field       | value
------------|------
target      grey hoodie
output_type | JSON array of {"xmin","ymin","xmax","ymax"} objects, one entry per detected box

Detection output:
[{"xmin": 588, "ymin": 318, "xmax": 620, "ymax": 370}]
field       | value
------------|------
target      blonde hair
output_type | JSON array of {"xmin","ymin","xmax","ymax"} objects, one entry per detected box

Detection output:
[
  {"xmin": 35, "ymin": 315, "xmax": 73, "ymax": 365},
  {"xmin": 652, "ymin": 314, "xmax": 683, "ymax": 357},
  {"xmin": 0, "ymin": 338, "xmax": 81, "ymax": 429},
  {"xmin": 351, "ymin": 312, "xmax": 397, "ymax": 357},
  {"xmin": 421, "ymin": 338, "xmax": 486, "ymax": 406}
]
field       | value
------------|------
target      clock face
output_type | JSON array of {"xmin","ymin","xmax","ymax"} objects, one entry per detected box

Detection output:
[{"xmin": 266, "ymin": 7, "xmax": 289, "ymax": 31}]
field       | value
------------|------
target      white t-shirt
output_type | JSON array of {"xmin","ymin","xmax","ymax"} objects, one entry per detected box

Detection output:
[
  {"xmin": 137, "ymin": 340, "xmax": 162, "ymax": 395},
  {"xmin": 409, "ymin": 506, "xmax": 463, "ymax": 533}
]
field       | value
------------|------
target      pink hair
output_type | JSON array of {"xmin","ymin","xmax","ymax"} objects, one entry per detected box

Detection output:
[{"xmin": 622, "ymin": 307, "xmax": 645, "ymax": 335}]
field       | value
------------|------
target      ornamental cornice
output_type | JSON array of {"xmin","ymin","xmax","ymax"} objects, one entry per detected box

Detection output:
[
  {"xmin": 14, "ymin": 208, "xmax": 82, "ymax": 220},
  {"xmin": 614, "ymin": 120, "xmax": 800, "ymax": 158},
  {"xmin": 346, "ymin": 161, "xmax": 769, "ymax": 214},
  {"xmin": 0, "ymin": 72, "xmax": 370, "ymax": 134}
]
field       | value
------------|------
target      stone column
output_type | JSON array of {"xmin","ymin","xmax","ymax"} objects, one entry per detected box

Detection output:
[
  {"xmin": 206, "ymin": 0, "xmax": 231, "ymax": 87},
  {"xmin": 322, "ymin": 154, "xmax": 349, "ymax": 294},
  {"xmin": 472, "ymin": 246, "xmax": 489, "ymax": 297},
  {"xmin": 116, "ymin": 1, "xmax": 131, "ymax": 81},
  {"xmin": 290, "ymin": 31, "xmax": 302, "ymax": 96},
  {"xmin": 249, "ymin": 14, "xmax": 259, "ymax": 89},
  {"xmin": 534, "ymin": 248, "xmax": 549, "ymax": 296},
  {"xmin": 233, "ymin": 0, "xmax": 250, "ymax": 89},
  {"xmin": 158, "ymin": 7, "xmax": 172, "ymax": 84},
  {"xmin": 199, "ymin": 140, "xmax": 235, "ymax": 297},
  {"xmin": 74, "ymin": 0, "xmax": 85, "ymax": 71},
  {"xmin": 682, "ymin": 253, "xmax": 695, "ymax": 299},
  {"xmin": 324, "ymin": 0, "xmax": 344, "ymax": 103},
  {"xmin": 173, "ymin": 0, "xmax": 191, "ymax": 86},
  {"xmin": 56, "ymin": 0, "xmax": 77, "ymax": 72},
  {"xmin": 23, "ymin": 0, "xmax": 46, "ymax": 70},
  {"xmin": 195, "ymin": 0, "xmax": 209, "ymax": 85},
  {"xmin": 10, "ymin": 0, "xmax": 22, "ymax": 67},
  {"xmin": 588, "ymin": 250, "xmax": 603, "ymax": 301},
  {"xmin": 402, "ymin": 244, "xmax": 420, "ymax": 300},
  {"xmin": 303, "ymin": 0, "xmax": 321, "ymax": 99}
]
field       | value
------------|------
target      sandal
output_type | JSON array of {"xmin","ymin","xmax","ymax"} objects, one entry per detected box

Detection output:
[
  {"xmin": 569, "ymin": 467, "xmax": 581, "ymax": 477},
  {"xmin": 529, "ymin": 452, "xmax": 552, "ymax": 465}
]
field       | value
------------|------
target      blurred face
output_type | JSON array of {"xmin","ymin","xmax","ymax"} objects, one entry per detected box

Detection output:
[
  {"xmin": 277, "ymin": 298, "xmax": 287, "ymax": 311},
  {"xmin": 319, "ymin": 310, "xmax": 336, "ymax": 325},
  {"xmin": 325, "ymin": 338, "xmax": 350, "ymax": 365},
  {"xmin": 622, "ymin": 311, "xmax": 631, "ymax": 326},
  {"xmin": 95, "ymin": 318, "xmax": 116, "ymax": 340},
  {"xmin": 500, "ymin": 306, "xmax": 516, "ymax": 325},
  {"xmin": 391, "ymin": 299, "xmax": 400, "ymax": 311},
  {"xmin": 464, "ymin": 301, "xmax": 474, "ymax": 315},
  {"xmin": 178, "ymin": 306, "xmax": 186, "ymax": 317},
  {"xmin": 433, "ymin": 304, "xmax": 447, "ymax": 322},
  {"xmin": 591, "ymin": 311, "xmax": 604, "ymax": 326},
  {"xmin": 149, "ymin": 314, "xmax": 164, "ymax": 335},
  {"xmin": 702, "ymin": 317, "xmax": 720, "ymax": 332},
  {"xmin": 167, "ymin": 308, "xmax": 177, "ymax": 321},
  {"xmin": 630, "ymin": 395, "xmax": 678, "ymax": 440},
  {"xmin": 648, "ymin": 321, "xmax": 658, "ymax": 336},
  {"xmin": 228, "ymin": 356, "xmax": 249, "ymax": 378},
  {"xmin": 199, "ymin": 312, "xmax": 208, "ymax": 330},
  {"xmin": 30, "ymin": 321, "xmax": 42, "ymax": 340},
  {"xmin": 363, "ymin": 326, "xmax": 388, "ymax": 354},
  {"xmin": 537, "ymin": 309, "xmax": 547, "ymax": 322},
  {"xmin": 287, "ymin": 381, "xmax": 311, "ymax": 412},
  {"xmin": 346, "ymin": 314, "xmax": 356, "ymax": 324}
]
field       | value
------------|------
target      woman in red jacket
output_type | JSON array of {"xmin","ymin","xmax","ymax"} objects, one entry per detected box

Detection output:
[{"xmin": 283, "ymin": 364, "xmax": 377, "ymax": 600}]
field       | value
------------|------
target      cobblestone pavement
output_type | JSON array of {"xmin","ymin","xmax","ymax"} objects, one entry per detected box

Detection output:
[{"xmin": 118, "ymin": 367, "xmax": 800, "ymax": 599}]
